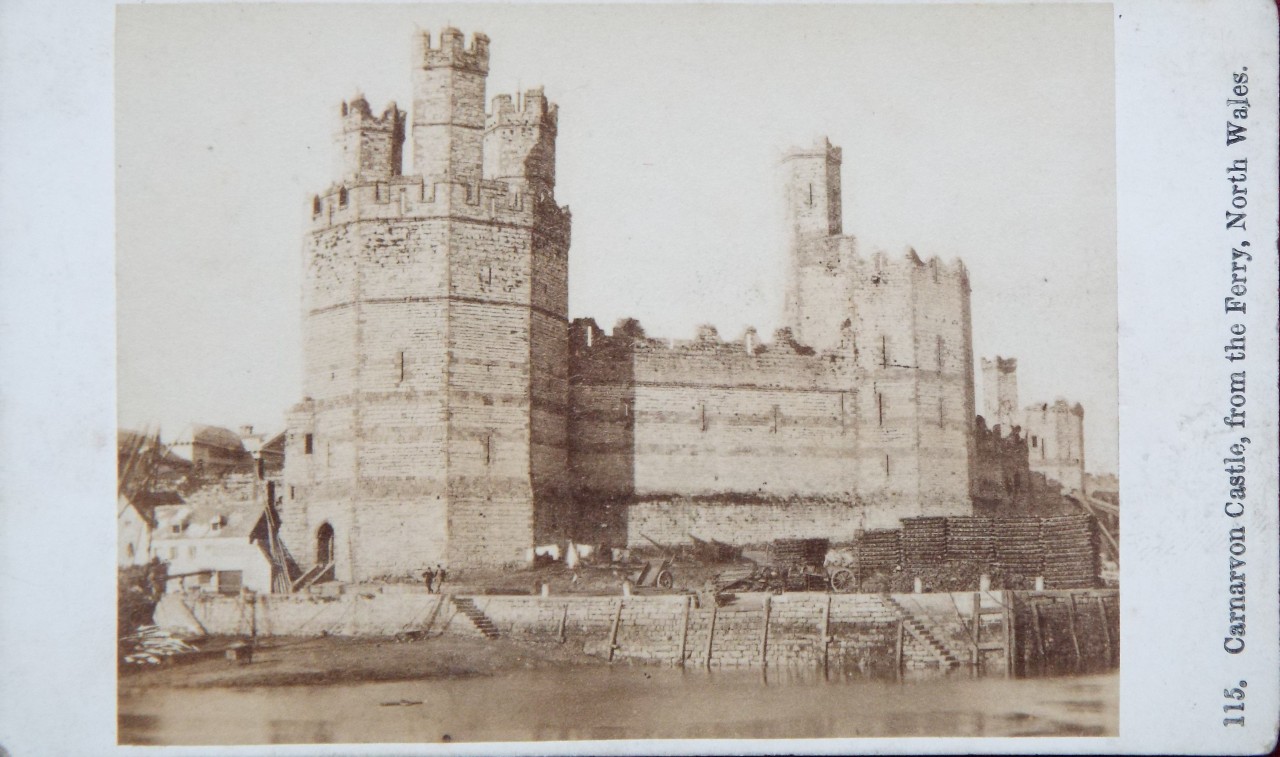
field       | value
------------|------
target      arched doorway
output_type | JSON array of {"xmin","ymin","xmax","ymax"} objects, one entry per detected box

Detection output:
[{"xmin": 316, "ymin": 522, "xmax": 335, "ymax": 565}]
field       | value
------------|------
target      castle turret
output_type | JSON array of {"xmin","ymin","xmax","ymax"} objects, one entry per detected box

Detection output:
[
  {"xmin": 485, "ymin": 88, "xmax": 558, "ymax": 203},
  {"xmin": 981, "ymin": 356, "xmax": 1019, "ymax": 431},
  {"xmin": 1023, "ymin": 399, "xmax": 1086, "ymax": 493},
  {"xmin": 782, "ymin": 138, "xmax": 853, "ymax": 352},
  {"xmin": 334, "ymin": 96, "xmax": 405, "ymax": 184},
  {"xmin": 783, "ymin": 137, "xmax": 843, "ymax": 238},
  {"xmin": 411, "ymin": 28, "xmax": 489, "ymax": 182}
]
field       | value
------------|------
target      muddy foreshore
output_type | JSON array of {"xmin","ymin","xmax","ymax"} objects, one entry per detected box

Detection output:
[{"xmin": 119, "ymin": 634, "xmax": 606, "ymax": 692}]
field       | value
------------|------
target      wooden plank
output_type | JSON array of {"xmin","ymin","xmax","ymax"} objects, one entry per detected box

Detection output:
[
  {"xmin": 557, "ymin": 603, "xmax": 568, "ymax": 644},
  {"xmin": 704, "ymin": 603, "xmax": 718, "ymax": 669},
  {"xmin": 895, "ymin": 619, "xmax": 904, "ymax": 680},
  {"xmin": 970, "ymin": 592, "xmax": 981, "ymax": 669},
  {"xmin": 607, "ymin": 600, "xmax": 623, "ymax": 662},
  {"xmin": 759, "ymin": 595, "xmax": 772, "ymax": 668},
  {"xmin": 1000, "ymin": 590, "xmax": 1012, "ymax": 679},
  {"xmin": 1031, "ymin": 601, "xmax": 1046, "ymax": 675},
  {"xmin": 819, "ymin": 594, "xmax": 831, "ymax": 674},
  {"xmin": 678, "ymin": 595, "xmax": 690, "ymax": 666},
  {"xmin": 1096, "ymin": 595, "xmax": 1113, "ymax": 666},
  {"xmin": 1067, "ymin": 593, "xmax": 1082, "ymax": 668}
]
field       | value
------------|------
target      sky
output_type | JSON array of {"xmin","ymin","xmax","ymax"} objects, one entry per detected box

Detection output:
[{"xmin": 116, "ymin": 3, "xmax": 1117, "ymax": 473}]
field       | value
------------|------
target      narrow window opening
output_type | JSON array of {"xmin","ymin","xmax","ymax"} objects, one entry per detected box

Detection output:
[
  {"xmin": 304, "ymin": 433, "xmax": 313, "ymax": 455},
  {"xmin": 936, "ymin": 335, "xmax": 943, "ymax": 371},
  {"xmin": 881, "ymin": 335, "xmax": 888, "ymax": 368},
  {"xmin": 877, "ymin": 393, "xmax": 885, "ymax": 427},
  {"xmin": 700, "ymin": 402, "xmax": 708, "ymax": 432},
  {"xmin": 338, "ymin": 187, "xmax": 349, "ymax": 207},
  {"xmin": 839, "ymin": 392, "xmax": 846, "ymax": 434},
  {"xmin": 312, "ymin": 196, "xmax": 322, "ymax": 215},
  {"xmin": 771, "ymin": 405, "xmax": 780, "ymax": 434},
  {"xmin": 397, "ymin": 350, "xmax": 406, "ymax": 384},
  {"xmin": 938, "ymin": 396, "xmax": 944, "ymax": 427},
  {"xmin": 484, "ymin": 434, "xmax": 492, "ymax": 465},
  {"xmin": 807, "ymin": 183, "xmax": 814, "ymax": 206},
  {"xmin": 884, "ymin": 454, "xmax": 891, "ymax": 476}
]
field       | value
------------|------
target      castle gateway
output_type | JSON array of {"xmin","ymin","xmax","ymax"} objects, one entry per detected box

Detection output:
[{"xmin": 282, "ymin": 29, "xmax": 978, "ymax": 580}]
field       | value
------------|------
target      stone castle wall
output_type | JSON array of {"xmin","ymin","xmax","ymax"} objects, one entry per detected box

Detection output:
[{"xmin": 280, "ymin": 28, "xmax": 1002, "ymax": 575}]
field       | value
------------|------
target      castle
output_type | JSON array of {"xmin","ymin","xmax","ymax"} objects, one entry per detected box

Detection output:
[{"xmin": 279, "ymin": 29, "xmax": 1084, "ymax": 581}]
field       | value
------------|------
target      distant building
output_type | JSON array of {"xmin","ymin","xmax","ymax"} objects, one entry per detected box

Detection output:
[
  {"xmin": 169, "ymin": 424, "xmax": 253, "ymax": 477},
  {"xmin": 980, "ymin": 356, "xmax": 1088, "ymax": 495},
  {"xmin": 150, "ymin": 474, "xmax": 278, "ymax": 594}
]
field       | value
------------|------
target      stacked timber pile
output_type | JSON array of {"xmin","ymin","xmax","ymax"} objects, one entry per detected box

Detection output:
[
  {"xmin": 1039, "ymin": 515, "xmax": 1098, "ymax": 588},
  {"xmin": 945, "ymin": 517, "xmax": 995, "ymax": 562},
  {"xmin": 901, "ymin": 517, "xmax": 947, "ymax": 568},
  {"xmin": 856, "ymin": 529, "xmax": 902, "ymax": 575},
  {"xmin": 771, "ymin": 537, "xmax": 830, "ymax": 566},
  {"xmin": 993, "ymin": 517, "xmax": 1043, "ymax": 577}
]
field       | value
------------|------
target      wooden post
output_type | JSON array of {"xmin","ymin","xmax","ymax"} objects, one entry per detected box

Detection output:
[
  {"xmin": 895, "ymin": 618, "xmax": 905, "ymax": 680},
  {"xmin": 759, "ymin": 595, "xmax": 772, "ymax": 668},
  {"xmin": 704, "ymin": 603, "xmax": 718, "ymax": 669},
  {"xmin": 970, "ymin": 592, "xmax": 981, "ymax": 671},
  {"xmin": 1001, "ymin": 590, "xmax": 1013, "ymax": 679},
  {"xmin": 1030, "ymin": 601, "xmax": 1046, "ymax": 676},
  {"xmin": 557, "ymin": 603, "xmax": 568, "ymax": 645},
  {"xmin": 819, "ymin": 594, "xmax": 831, "ymax": 674},
  {"xmin": 607, "ymin": 600, "xmax": 623, "ymax": 662},
  {"xmin": 678, "ymin": 595, "xmax": 691, "ymax": 666},
  {"xmin": 1096, "ymin": 595, "xmax": 1113, "ymax": 666},
  {"xmin": 1066, "ymin": 593, "xmax": 1082, "ymax": 669}
]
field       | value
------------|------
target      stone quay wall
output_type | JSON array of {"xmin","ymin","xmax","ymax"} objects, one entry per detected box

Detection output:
[{"xmin": 157, "ymin": 587, "xmax": 1117, "ymax": 676}]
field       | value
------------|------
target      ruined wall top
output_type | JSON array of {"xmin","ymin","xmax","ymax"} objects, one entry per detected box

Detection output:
[
  {"xmin": 488, "ymin": 89, "xmax": 559, "ymax": 131},
  {"xmin": 413, "ymin": 27, "xmax": 490, "ymax": 74},
  {"xmin": 981, "ymin": 356, "xmax": 1018, "ymax": 374}
]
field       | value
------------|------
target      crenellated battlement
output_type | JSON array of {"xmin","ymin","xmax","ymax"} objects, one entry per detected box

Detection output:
[
  {"xmin": 858, "ymin": 246, "xmax": 969, "ymax": 283},
  {"xmin": 487, "ymin": 89, "xmax": 559, "ymax": 131},
  {"xmin": 1027, "ymin": 399, "xmax": 1086, "ymax": 418},
  {"xmin": 414, "ymin": 27, "xmax": 489, "ymax": 73},
  {"xmin": 982, "ymin": 356, "xmax": 1018, "ymax": 374},
  {"xmin": 340, "ymin": 95, "xmax": 403, "ymax": 128},
  {"xmin": 783, "ymin": 136, "xmax": 843, "ymax": 166},
  {"xmin": 334, "ymin": 95, "xmax": 406, "ymax": 182},
  {"xmin": 308, "ymin": 175, "xmax": 570, "ymax": 242}
]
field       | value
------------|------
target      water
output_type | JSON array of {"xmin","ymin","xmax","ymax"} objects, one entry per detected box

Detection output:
[{"xmin": 119, "ymin": 667, "xmax": 1117, "ymax": 745}]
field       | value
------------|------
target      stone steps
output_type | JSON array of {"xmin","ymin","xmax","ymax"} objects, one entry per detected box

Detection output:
[
  {"xmin": 881, "ymin": 596, "xmax": 961, "ymax": 667},
  {"xmin": 451, "ymin": 596, "xmax": 501, "ymax": 639}
]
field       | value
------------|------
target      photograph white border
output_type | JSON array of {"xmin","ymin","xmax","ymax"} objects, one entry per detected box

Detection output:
[{"xmin": 0, "ymin": 0, "xmax": 1276, "ymax": 754}]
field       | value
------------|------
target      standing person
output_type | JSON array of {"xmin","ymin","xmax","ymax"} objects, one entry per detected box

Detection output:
[
  {"xmin": 434, "ymin": 564, "xmax": 447, "ymax": 594},
  {"xmin": 421, "ymin": 567, "xmax": 435, "ymax": 593}
]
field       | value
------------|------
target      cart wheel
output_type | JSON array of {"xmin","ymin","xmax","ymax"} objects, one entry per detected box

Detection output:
[
  {"xmin": 656, "ymin": 570, "xmax": 674, "ymax": 590},
  {"xmin": 829, "ymin": 569, "xmax": 855, "ymax": 593}
]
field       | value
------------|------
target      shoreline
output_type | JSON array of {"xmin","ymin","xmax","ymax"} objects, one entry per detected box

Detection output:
[{"xmin": 119, "ymin": 634, "xmax": 606, "ymax": 692}]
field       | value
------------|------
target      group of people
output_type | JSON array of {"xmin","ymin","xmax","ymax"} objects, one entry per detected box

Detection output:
[{"xmin": 421, "ymin": 564, "xmax": 447, "ymax": 594}]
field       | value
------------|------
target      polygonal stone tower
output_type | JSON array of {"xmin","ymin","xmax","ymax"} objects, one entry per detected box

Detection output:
[{"xmin": 281, "ymin": 28, "xmax": 572, "ymax": 580}]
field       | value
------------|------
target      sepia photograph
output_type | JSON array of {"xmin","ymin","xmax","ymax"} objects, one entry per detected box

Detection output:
[{"xmin": 110, "ymin": 3, "xmax": 1125, "ymax": 746}]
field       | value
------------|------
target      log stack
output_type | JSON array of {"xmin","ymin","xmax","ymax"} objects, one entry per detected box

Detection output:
[
  {"xmin": 1039, "ymin": 515, "xmax": 1098, "ymax": 588},
  {"xmin": 901, "ymin": 516, "xmax": 948, "ymax": 569},
  {"xmin": 945, "ymin": 516, "xmax": 995, "ymax": 562},
  {"xmin": 993, "ymin": 517, "xmax": 1044, "ymax": 577},
  {"xmin": 856, "ymin": 529, "xmax": 902, "ymax": 574}
]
